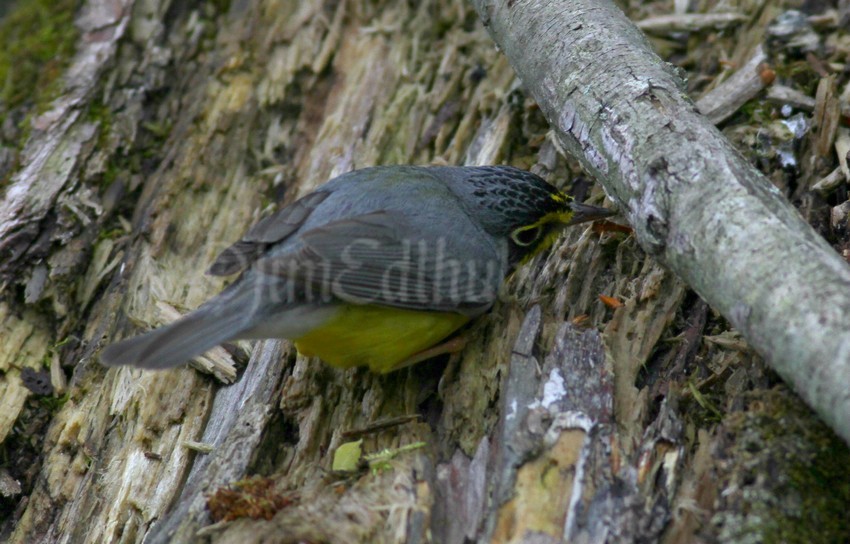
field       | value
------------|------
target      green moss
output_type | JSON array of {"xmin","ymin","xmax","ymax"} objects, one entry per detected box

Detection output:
[
  {"xmin": 208, "ymin": 0, "xmax": 233, "ymax": 16},
  {"xmin": 86, "ymin": 100, "xmax": 113, "ymax": 148},
  {"xmin": 772, "ymin": 60, "xmax": 820, "ymax": 96},
  {"xmin": 38, "ymin": 391, "xmax": 70, "ymax": 412},
  {"xmin": 88, "ymin": 101, "xmax": 170, "ymax": 192},
  {"xmin": 732, "ymin": 97, "xmax": 777, "ymax": 130},
  {"xmin": 686, "ymin": 380, "xmax": 723, "ymax": 422},
  {"xmin": 0, "ymin": 0, "xmax": 79, "ymax": 189},
  {"xmin": 141, "ymin": 120, "xmax": 172, "ymax": 141},
  {"xmin": 0, "ymin": 0, "xmax": 80, "ymax": 114},
  {"xmin": 713, "ymin": 389, "xmax": 850, "ymax": 543}
]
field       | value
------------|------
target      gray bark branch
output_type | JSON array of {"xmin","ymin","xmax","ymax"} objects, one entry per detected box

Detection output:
[{"xmin": 472, "ymin": 0, "xmax": 850, "ymax": 445}]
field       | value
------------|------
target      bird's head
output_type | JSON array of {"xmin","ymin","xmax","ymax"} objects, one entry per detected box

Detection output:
[{"xmin": 458, "ymin": 166, "xmax": 614, "ymax": 265}]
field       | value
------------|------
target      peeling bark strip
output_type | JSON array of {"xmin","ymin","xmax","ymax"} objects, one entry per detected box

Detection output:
[{"xmin": 472, "ymin": 0, "xmax": 850, "ymax": 445}]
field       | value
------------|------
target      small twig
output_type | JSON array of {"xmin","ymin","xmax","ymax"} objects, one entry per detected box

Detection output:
[
  {"xmin": 340, "ymin": 415, "xmax": 423, "ymax": 440},
  {"xmin": 812, "ymin": 166, "xmax": 846, "ymax": 195},
  {"xmin": 636, "ymin": 13, "xmax": 747, "ymax": 35},
  {"xmin": 835, "ymin": 127, "xmax": 850, "ymax": 180},
  {"xmin": 766, "ymin": 84, "xmax": 816, "ymax": 112},
  {"xmin": 696, "ymin": 45, "xmax": 770, "ymax": 125},
  {"xmin": 767, "ymin": 84, "xmax": 850, "ymax": 119}
]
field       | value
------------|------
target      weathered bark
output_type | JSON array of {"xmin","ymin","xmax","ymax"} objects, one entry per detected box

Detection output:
[{"xmin": 1, "ymin": 0, "xmax": 848, "ymax": 543}]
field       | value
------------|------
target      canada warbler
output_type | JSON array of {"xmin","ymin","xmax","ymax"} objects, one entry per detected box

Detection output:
[{"xmin": 101, "ymin": 165, "xmax": 613, "ymax": 373}]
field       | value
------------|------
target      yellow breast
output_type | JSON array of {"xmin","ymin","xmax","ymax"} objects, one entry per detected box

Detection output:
[{"xmin": 293, "ymin": 304, "xmax": 469, "ymax": 373}]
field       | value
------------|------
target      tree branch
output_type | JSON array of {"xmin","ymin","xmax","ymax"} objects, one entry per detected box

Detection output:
[{"xmin": 472, "ymin": 0, "xmax": 850, "ymax": 444}]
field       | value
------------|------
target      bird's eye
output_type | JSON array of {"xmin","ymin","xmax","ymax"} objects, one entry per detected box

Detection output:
[{"xmin": 511, "ymin": 225, "xmax": 543, "ymax": 247}]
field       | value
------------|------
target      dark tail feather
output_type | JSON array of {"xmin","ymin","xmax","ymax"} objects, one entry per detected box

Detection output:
[{"xmin": 101, "ymin": 288, "xmax": 256, "ymax": 369}]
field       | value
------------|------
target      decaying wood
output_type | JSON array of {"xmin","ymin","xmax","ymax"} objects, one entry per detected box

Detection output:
[{"xmin": 1, "ymin": 0, "xmax": 849, "ymax": 543}]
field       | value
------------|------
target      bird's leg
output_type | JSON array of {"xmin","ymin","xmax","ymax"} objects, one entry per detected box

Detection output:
[{"xmin": 390, "ymin": 335, "xmax": 469, "ymax": 372}]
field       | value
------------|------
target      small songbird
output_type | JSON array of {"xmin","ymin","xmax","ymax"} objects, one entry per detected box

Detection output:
[{"xmin": 101, "ymin": 165, "xmax": 613, "ymax": 373}]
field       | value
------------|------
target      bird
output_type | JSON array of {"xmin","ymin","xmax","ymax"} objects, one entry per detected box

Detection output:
[{"xmin": 100, "ymin": 165, "xmax": 614, "ymax": 373}]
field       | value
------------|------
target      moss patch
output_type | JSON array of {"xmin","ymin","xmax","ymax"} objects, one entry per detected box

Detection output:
[
  {"xmin": 0, "ymin": 0, "xmax": 79, "ymax": 114},
  {"xmin": 711, "ymin": 388, "xmax": 850, "ymax": 544}
]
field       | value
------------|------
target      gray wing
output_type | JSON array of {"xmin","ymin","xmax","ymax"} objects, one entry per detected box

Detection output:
[
  {"xmin": 254, "ymin": 210, "xmax": 505, "ymax": 316},
  {"xmin": 208, "ymin": 191, "xmax": 330, "ymax": 276}
]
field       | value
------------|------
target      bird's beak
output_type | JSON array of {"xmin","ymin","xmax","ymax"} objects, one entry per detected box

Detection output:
[{"xmin": 565, "ymin": 201, "xmax": 616, "ymax": 225}]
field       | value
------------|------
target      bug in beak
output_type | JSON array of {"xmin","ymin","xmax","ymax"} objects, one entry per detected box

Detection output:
[{"xmin": 565, "ymin": 201, "xmax": 616, "ymax": 225}]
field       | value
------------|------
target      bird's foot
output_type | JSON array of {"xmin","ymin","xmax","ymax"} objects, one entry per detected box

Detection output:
[{"xmin": 391, "ymin": 335, "xmax": 468, "ymax": 372}]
